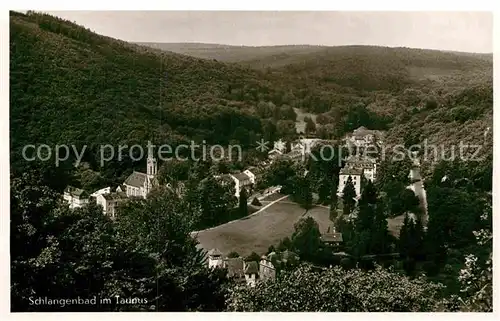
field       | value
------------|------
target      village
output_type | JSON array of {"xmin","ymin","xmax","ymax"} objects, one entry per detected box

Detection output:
[{"xmin": 62, "ymin": 125, "xmax": 428, "ymax": 288}]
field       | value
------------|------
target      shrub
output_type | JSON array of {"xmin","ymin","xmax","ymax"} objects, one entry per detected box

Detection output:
[{"xmin": 251, "ymin": 197, "xmax": 262, "ymax": 206}]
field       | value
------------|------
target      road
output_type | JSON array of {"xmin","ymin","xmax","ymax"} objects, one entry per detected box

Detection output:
[{"xmin": 408, "ymin": 166, "xmax": 429, "ymax": 226}]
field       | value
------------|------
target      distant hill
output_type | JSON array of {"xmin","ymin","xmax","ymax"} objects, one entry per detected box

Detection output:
[
  {"xmin": 140, "ymin": 42, "xmax": 493, "ymax": 168},
  {"xmin": 136, "ymin": 42, "xmax": 326, "ymax": 63},
  {"xmin": 140, "ymin": 42, "xmax": 492, "ymax": 97}
]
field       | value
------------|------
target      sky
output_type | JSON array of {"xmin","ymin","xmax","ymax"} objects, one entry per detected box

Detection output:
[{"xmin": 44, "ymin": 11, "xmax": 493, "ymax": 53}]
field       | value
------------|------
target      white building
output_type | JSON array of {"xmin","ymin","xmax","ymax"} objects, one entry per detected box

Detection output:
[
  {"xmin": 337, "ymin": 167, "xmax": 363, "ymax": 197},
  {"xmin": 244, "ymin": 261, "xmax": 259, "ymax": 287},
  {"xmin": 63, "ymin": 186, "xmax": 89, "ymax": 209},
  {"xmin": 346, "ymin": 126, "xmax": 384, "ymax": 148},
  {"xmin": 95, "ymin": 191, "xmax": 128, "ymax": 218},
  {"xmin": 218, "ymin": 172, "xmax": 253, "ymax": 198},
  {"xmin": 123, "ymin": 145, "xmax": 158, "ymax": 199},
  {"xmin": 207, "ymin": 248, "xmax": 224, "ymax": 269},
  {"xmin": 292, "ymin": 138, "xmax": 321, "ymax": 154},
  {"xmin": 243, "ymin": 169, "xmax": 257, "ymax": 184},
  {"xmin": 207, "ymin": 249, "xmax": 246, "ymax": 281},
  {"xmin": 345, "ymin": 156, "xmax": 377, "ymax": 181},
  {"xmin": 259, "ymin": 256, "xmax": 276, "ymax": 281}
]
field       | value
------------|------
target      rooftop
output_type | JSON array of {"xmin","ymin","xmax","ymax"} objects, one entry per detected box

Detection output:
[
  {"xmin": 224, "ymin": 257, "xmax": 244, "ymax": 278},
  {"xmin": 102, "ymin": 192, "xmax": 128, "ymax": 201},
  {"xmin": 208, "ymin": 248, "xmax": 222, "ymax": 257},
  {"xmin": 64, "ymin": 186, "xmax": 89, "ymax": 198},
  {"xmin": 231, "ymin": 172, "xmax": 251, "ymax": 182},
  {"xmin": 245, "ymin": 166, "xmax": 263, "ymax": 175},
  {"xmin": 244, "ymin": 261, "xmax": 259, "ymax": 275},
  {"xmin": 123, "ymin": 171, "xmax": 148, "ymax": 188},
  {"xmin": 339, "ymin": 167, "xmax": 363, "ymax": 176}
]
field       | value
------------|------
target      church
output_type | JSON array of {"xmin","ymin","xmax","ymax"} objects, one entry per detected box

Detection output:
[{"xmin": 123, "ymin": 145, "xmax": 158, "ymax": 199}]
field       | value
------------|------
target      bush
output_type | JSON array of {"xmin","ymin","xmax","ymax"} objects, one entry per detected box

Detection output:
[
  {"xmin": 340, "ymin": 257, "xmax": 353, "ymax": 269},
  {"xmin": 227, "ymin": 251, "xmax": 240, "ymax": 258},
  {"xmin": 251, "ymin": 197, "xmax": 262, "ymax": 206},
  {"xmin": 227, "ymin": 264, "xmax": 444, "ymax": 311},
  {"xmin": 246, "ymin": 252, "xmax": 261, "ymax": 262}
]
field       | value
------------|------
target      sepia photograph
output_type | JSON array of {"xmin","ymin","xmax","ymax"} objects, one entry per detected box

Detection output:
[{"xmin": 7, "ymin": 7, "xmax": 493, "ymax": 314}]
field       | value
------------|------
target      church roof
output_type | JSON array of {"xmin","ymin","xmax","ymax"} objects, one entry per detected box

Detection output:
[{"xmin": 124, "ymin": 171, "xmax": 148, "ymax": 188}]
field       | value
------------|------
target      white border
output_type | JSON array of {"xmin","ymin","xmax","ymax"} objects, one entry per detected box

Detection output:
[{"xmin": 1, "ymin": 1, "xmax": 498, "ymax": 321}]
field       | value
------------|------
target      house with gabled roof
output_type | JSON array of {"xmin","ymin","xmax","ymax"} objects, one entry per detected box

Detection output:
[
  {"xmin": 243, "ymin": 166, "xmax": 263, "ymax": 184},
  {"xmin": 346, "ymin": 126, "xmax": 385, "ymax": 148},
  {"xmin": 217, "ymin": 172, "xmax": 253, "ymax": 198},
  {"xmin": 244, "ymin": 261, "xmax": 259, "ymax": 287},
  {"xmin": 63, "ymin": 186, "xmax": 90, "ymax": 209}
]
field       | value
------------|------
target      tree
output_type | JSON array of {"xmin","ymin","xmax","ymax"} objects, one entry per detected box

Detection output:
[
  {"xmin": 342, "ymin": 176, "xmax": 356, "ymax": 215},
  {"xmin": 457, "ymin": 223, "xmax": 492, "ymax": 311},
  {"xmin": 424, "ymin": 186, "xmax": 484, "ymax": 268},
  {"xmin": 196, "ymin": 175, "xmax": 237, "ymax": 228},
  {"xmin": 227, "ymin": 252, "xmax": 240, "ymax": 258},
  {"xmin": 352, "ymin": 181, "xmax": 392, "ymax": 257},
  {"xmin": 291, "ymin": 175, "xmax": 313, "ymax": 210},
  {"xmin": 239, "ymin": 187, "xmax": 249, "ymax": 217},
  {"xmin": 277, "ymin": 237, "xmax": 292, "ymax": 252},
  {"xmin": 12, "ymin": 172, "xmax": 230, "ymax": 312},
  {"xmin": 115, "ymin": 186, "xmax": 230, "ymax": 311},
  {"xmin": 291, "ymin": 217, "xmax": 323, "ymax": 262},
  {"xmin": 385, "ymin": 182, "xmax": 421, "ymax": 217},
  {"xmin": 330, "ymin": 175, "xmax": 339, "ymax": 219},
  {"xmin": 317, "ymin": 177, "xmax": 332, "ymax": 205},
  {"xmin": 276, "ymin": 120, "xmax": 297, "ymax": 138},
  {"xmin": 251, "ymin": 197, "xmax": 262, "ymax": 206},
  {"xmin": 227, "ymin": 264, "xmax": 444, "ymax": 312},
  {"xmin": 246, "ymin": 252, "xmax": 261, "ymax": 262},
  {"xmin": 158, "ymin": 159, "xmax": 190, "ymax": 184},
  {"xmin": 263, "ymin": 159, "xmax": 296, "ymax": 187},
  {"xmin": 398, "ymin": 214, "xmax": 425, "ymax": 274},
  {"xmin": 304, "ymin": 116, "xmax": 316, "ymax": 134}
]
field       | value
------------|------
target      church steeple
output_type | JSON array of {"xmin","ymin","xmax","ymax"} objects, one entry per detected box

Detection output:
[{"xmin": 147, "ymin": 142, "xmax": 157, "ymax": 178}]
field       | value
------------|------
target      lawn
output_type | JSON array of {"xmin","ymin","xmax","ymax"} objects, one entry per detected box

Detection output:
[{"xmin": 194, "ymin": 196, "xmax": 331, "ymax": 257}]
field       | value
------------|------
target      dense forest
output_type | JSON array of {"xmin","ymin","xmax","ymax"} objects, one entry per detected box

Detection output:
[{"xmin": 9, "ymin": 11, "xmax": 493, "ymax": 312}]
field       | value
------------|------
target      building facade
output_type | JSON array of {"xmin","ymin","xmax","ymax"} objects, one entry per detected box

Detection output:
[
  {"xmin": 123, "ymin": 146, "xmax": 158, "ymax": 199},
  {"xmin": 345, "ymin": 156, "xmax": 377, "ymax": 181},
  {"xmin": 95, "ymin": 192, "xmax": 127, "ymax": 218},
  {"xmin": 63, "ymin": 186, "xmax": 89, "ymax": 209},
  {"xmin": 337, "ymin": 167, "xmax": 363, "ymax": 197}
]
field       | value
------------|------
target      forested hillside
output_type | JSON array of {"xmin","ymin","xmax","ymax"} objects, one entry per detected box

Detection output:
[
  {"xmin": 10, "ymin": 11, "xmax": 282, "ymax": 182},
  {"xmin": 144, "ymin": 42, "xmax": 493, "ymax": 155}
]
